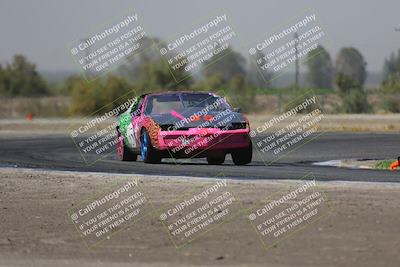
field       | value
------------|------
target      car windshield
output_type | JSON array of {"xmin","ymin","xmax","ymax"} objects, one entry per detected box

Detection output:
[{"xmin": 144, "ymin": 93, "xmax": 230, "ymax": 115}]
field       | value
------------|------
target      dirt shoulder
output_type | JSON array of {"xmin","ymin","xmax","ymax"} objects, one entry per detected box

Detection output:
[{"xmin": 0, "ymin": 168, "xmax": 399, "ymax": 267}]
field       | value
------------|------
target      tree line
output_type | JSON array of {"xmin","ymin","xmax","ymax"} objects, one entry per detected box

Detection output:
[{"xmin": 1, "ymin": 36, "xmax": 400, "ymax": 114}]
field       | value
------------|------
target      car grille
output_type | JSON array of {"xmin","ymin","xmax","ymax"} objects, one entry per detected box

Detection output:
[
  {"xmin": 160, "ymin": 122, "xmax": 247, "ymax": 131},
  {"xmin": 223, "ymin": 123, "xmax": 247, "ymax": 130}
]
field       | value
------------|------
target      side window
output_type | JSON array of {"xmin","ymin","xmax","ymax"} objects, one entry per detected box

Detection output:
[{"xmin": 131, "ymin": 98, "xmax": 143, "ymax": 117}]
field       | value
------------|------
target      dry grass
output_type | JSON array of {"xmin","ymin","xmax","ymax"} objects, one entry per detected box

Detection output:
[{"xmin": 248, "ymin": 114, "xmax": 400, "ymax": 132}]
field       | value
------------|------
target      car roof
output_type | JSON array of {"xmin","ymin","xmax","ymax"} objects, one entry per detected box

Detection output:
[{"xmin": 140, "ymin": 91, "xmax": 215, "ymax": 98}]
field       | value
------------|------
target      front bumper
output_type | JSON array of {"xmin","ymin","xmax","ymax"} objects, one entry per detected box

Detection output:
[{"xmin": 157, "ymin": 128, "xmax": 251, "ymax": 153}]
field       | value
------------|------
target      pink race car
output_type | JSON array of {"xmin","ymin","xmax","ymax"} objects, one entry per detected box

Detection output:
[{"xmin": 116, "ymin": 91, "xmax": 252, "ymax": 165}]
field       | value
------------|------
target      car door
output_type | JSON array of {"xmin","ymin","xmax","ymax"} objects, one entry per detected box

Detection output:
[{"xmin": 126, "ymin": 98, "xmax": 144, "ymax": 150}]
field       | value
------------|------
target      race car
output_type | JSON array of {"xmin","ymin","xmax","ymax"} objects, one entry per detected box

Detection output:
[{"xmin": 116, "ymin": 91, "xmax": 252, "ymax": 165}]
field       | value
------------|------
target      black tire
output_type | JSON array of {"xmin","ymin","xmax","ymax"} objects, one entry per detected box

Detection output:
[
  {"xmin": 120, "ymin": 138, "xmax": 137, "ymax": 161},
  {"xmin": 140, "ymin": 130, "xmax": 161, "ymax": 164},
  {"xmin": 206, "ymin": 154, "xmax": 225, "ymax": 165},
  {"xmin": 231, "ymin": 143, "xmax": 252, "ymax": 165}
]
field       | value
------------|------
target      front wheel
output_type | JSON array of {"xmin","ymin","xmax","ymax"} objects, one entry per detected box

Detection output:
[
  {"xmin": 140, "ymin": 130, "xmax": 161, "ymax": 164},
  {"xmin": 231, "ymin": 143, "xmax": 252, "ymax": 165}
]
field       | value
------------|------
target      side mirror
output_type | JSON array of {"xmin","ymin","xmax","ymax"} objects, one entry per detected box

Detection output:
[{"xmin": 233, "ymin": 107, "xmax": 242, "ymax": 113}]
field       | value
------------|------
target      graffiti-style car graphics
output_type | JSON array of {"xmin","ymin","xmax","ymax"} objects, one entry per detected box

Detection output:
[{"xmin": 116, "ymin": 91, "xmax": 252, "ymax": 165}]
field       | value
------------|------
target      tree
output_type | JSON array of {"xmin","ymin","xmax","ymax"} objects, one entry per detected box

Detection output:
[
  {"xmin": 199, "ymin": 44, "xmax": 254, "ymax": 110},
  {"xmin": 381, "ymin": 73, "xmax": 400, "ymax": 93},
  {"xmin": 247, "ymin": 50, "xmax": 271, "ymax": 88},
  {"xmin": 0, "ymin": 64, "xmax": 7, "ymax": 96},
  {"xmin": 335, "ymin": 47, "xmax": 367, "ymax": 86},
  {"xmin": 134, "ymin": 58, "xmax": 190, "ymax": 93},
  {"xmin": 305, "ymin": 45, "xmax": 333, "ymax": 88},
  {"xmin": 2, "ymin": 54, "xmax": 48, "ymax": 96},
  {"xmin": 191, "ymin": 73, "xmax": 226, "ymax": 93},
  {"xmin": 68, "ymin": 75, "xmax": 136, "ymax": 116},
  {"xmin": 68, "ymin": 77, "xmax": 103, "ymax": 115},
  {"xmin": 118, "ymin": 36, "xmax": 160, "ymax": 81},
  {"xmin": 61, "ymin": 75, "xmax": 82, "ymax": 96},
  {"xmin": 334, "ymin": 48, "xmax": 369, "ymax": 113},
  {"xmin": 202, "ymin": 44, "xmax": 246, "ymax": 83},
  {"xmin": 118, "ymin": 37, "xmax": 191, "ymax": 93},
  {"xmin": 379, "ymin": 50, "xmax": 400, "ymax": 112},
  {"xmin": 101, "ymin": 75, "xmax": 134, "ymax": 110},
  {"xmin": 383, "ymin": 49, "xmax": 400, "ymax": 81},
  {"xmin": 380, "ymin": 71, "xmax": 400, "ymax": 113}
]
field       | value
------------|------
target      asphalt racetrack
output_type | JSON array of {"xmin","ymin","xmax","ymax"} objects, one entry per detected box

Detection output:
[{"xmin": 1, "ymin": 132, "xmax": 398, "ymax": 182}]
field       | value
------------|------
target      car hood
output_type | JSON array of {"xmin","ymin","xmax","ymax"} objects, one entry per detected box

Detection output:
[{"xmin": 149, "ymin": 108, "xmax": 245, "ymax": 129}]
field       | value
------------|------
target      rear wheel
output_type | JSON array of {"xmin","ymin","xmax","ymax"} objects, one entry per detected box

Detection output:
[
  {"xmin": 117, "ymin": 134, "xmax": 137, "ymax": 161},
  {"xmin": 140, "ymin": 130, "xmax": 161, "ymax": 163},
  {"xmin": 231, "ymin": 143, "xmax": 252, "ymax": 165},
  {"xmin": 206, "ymin": 154, "xmax": 225, "ymax": 165}
]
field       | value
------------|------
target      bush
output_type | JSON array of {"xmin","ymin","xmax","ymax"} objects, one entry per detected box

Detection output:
[
  {"xmin": 67, "ymin": 75, "xmax": 136, "ymax": 116},
  {"xmin": 380, "ymin": 74, "xmax": 400, "ymax": 113},
  {"xmin": 340, "ymin": 89, "xmax": 369, "ymax": 113},
  {"xmin": 226, "ymin": 75, "xmax": 256, "ymax": 112},
  {"xmin": 381, "ymin": 95, "xmax": 400, "ymax": 113},
  {"xmin": 335, "ymin": 73, "xmax": 369, "ymax": 113}
]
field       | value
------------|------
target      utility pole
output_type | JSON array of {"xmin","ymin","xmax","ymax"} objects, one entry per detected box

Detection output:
[{"xmin": 294, "ymin": 32, "xmax": 299, "ymax": 89}]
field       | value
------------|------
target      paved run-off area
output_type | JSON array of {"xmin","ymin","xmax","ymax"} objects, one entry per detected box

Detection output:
[{"xmin": 0, "ymin": 168, "xmax": 399, "ymax": 267}]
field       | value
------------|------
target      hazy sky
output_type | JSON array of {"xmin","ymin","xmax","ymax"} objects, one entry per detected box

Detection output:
[{"xmin": 1, "ymin": 0, "xmax": 399, "ymax": 72}]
